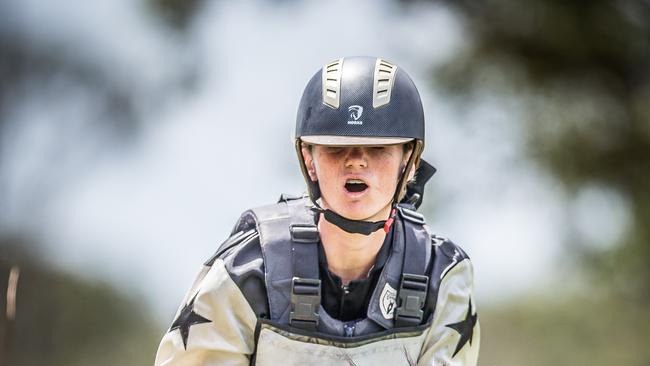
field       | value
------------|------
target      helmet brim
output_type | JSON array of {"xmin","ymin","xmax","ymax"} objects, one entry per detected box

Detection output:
[{"xmin": 300, "ymin": 135, "xmax": 413, "ymax": 146}]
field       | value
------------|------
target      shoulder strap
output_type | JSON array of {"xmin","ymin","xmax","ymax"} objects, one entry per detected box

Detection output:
[
  {"xmin": 286, "ymin": 197, "xmax": 321, "ymax": 331},
  {"xmin": 394, "ymin": 205, "xmax": 431, "ymax": 327},
  {"xmin": 248, "ymin": 196, "xmax": 321, "ymax": 330}
]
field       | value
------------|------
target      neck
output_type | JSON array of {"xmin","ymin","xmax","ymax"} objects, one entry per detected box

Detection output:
[{"xmin": 318, "ymin": 205, "xmax": 391, "ymax": 285}]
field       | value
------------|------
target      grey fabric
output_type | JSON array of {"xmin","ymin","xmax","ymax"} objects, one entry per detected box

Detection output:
[{"xmin": 221, "ymin": 232, "xmax": 269, "ymax": 319}]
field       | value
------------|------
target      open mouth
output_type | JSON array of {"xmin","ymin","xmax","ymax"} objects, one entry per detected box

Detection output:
[{"xmin": 344, "ymin": 179, "xmax": 368, "ymax": 193}]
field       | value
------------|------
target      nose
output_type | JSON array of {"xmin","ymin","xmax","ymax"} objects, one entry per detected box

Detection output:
[{"xmin": 344, "ymin": 147, "xmax": 368, "ymax": 168}]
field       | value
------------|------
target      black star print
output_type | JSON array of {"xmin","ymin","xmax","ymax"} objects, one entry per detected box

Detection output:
[
  {"xmin": 169, "ymin": 293, "xmax": 212, "ymax": 350},
  {"xmin": 445, "ymin": 299, "xmax": 478, "ymax": 357}
]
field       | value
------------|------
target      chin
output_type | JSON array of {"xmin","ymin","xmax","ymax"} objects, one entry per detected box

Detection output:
[
  {"xmin": 338, "ymin": 202, "xmax": 384, "ymax": 221},
  {"xmin": 322, "ymin": 193, "xmax": 389, "ymax": 221}
]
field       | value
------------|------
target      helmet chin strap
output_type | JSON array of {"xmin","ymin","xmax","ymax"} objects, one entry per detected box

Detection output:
[{"xmin": 312, "ymin": 204, "xmax": 397, "ymax": 236}]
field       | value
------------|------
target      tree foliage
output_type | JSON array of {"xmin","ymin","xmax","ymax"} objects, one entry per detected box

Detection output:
[
  {"xmin": 424, "ymin": 0, "xmax": 650, "ymax": 363},
  {"xmin": 433, "ymin": 0, "xmax": 650, "ymax": 299}
]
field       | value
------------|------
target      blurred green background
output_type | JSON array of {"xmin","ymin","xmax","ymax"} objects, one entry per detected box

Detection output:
[{"xmin": 1, "ymin": 0, "xmax": 648, "ymax": 365}]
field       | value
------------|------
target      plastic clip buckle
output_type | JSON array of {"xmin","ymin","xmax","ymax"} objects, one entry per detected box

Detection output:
[
  {"xmin": 395, "ymin": 273, "xmax": 429, "ymax": 327},
  {"xmin": 289, "ymin": 277, "xmax": 321, "ymax": 331}
]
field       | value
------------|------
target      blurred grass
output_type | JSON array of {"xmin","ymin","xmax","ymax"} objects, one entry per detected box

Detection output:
[
  {"xmin": 479, "ymin": 288, "xmax": 650, "ymax": 365},
  {"xmin": 0, "ymin": 238, "xmax": 162, "ymax": 366}
]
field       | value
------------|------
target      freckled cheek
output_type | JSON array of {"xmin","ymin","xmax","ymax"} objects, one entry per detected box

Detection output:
[
  {"xmin": 314, "ymin": 166, "xmax": 341, "ymax": 194},
  {"xmin": 376, "ymin": 162, "xmax": 402, "ymax": 192}
]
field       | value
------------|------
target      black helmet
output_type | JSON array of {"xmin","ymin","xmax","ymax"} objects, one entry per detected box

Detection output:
[
  {"xmin": 295, "ymin": 56, "xmax": 426, "ymax": 208},
  {"xmin": 296, "ymin": 56, "xmax": 424, "ymax": 146}
]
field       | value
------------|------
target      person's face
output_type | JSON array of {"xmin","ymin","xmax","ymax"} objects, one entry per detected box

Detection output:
[{"xmin": 302, "ymin": 144, "xmax": 411, "ymax": 221}]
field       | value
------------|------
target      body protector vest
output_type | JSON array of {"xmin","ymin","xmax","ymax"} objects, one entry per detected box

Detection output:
[
  {"xmin": 227, "ymin": 195, "xmax": 477, "ymax": 365},
  {"xmin": 154, "ymin": 195, "xmax": 480, "ymax": 366}
]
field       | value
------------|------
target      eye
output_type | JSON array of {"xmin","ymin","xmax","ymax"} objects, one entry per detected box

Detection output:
[
  {"xmin": 369, "ymin": 146, "xmax": 387, "ymax": 155},
  {"xmin": 324, "ymin": 147, "xmax": 344, "ymax": 154}
]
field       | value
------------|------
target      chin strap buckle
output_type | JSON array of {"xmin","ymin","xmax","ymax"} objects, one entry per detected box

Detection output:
[
  {"xmin": 290, "ymin": 277, "xmax": 321, "ymax": 331},
  {"xmin": 394, "ymin": 273, "xmax": 429, "ymax": 327},
  {"xmin": 383, "ymin": 208, "xmax": 397, "ymax": 233}
]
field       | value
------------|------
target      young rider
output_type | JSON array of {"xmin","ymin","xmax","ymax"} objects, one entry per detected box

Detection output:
[{"xmin": 155, "ymin": 56, "xmax": 480, "ymax": 365}]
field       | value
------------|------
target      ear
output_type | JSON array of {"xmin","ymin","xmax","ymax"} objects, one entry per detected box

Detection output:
[
  {"xmin": 406, "ymin": 162, "xmax": 416, "ymax": 182},
  {"xmin": 401, "ymin": 143, "xmax": 416, "ymax": 181},
  {"xmin": 301, "ymin": 145, "xmax": 318, "ymax": 182}
]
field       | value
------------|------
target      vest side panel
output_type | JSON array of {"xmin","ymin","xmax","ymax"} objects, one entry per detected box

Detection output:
[
  {"xmin": 155, "ymin": 259, "xmax": 258, "ymax": 365},
  {"xmin": 418, "ymin": 259, "xmax": 479, "ymax": 365}
]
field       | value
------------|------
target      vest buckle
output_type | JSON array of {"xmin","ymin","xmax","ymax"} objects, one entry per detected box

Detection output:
[
  {"xmin": 394, "ymin": 273, "xmax": 429, "ymax": 327},
  {"xmin": 289, "ymin": 277, "xmax": 321, "ymax": 331}
]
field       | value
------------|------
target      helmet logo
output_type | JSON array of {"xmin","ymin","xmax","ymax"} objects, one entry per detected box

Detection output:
[{"xmin": 347, "ymin": 105, "xmax": 364, "ymax": 125}]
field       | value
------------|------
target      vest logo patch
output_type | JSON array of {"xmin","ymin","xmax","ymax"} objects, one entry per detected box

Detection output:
[{"xmin": 380, "ymin": 282, "xmax": 397, "ymax": 319}]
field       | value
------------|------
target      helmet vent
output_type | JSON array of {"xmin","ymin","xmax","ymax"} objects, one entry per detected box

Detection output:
[
  {"xmin": 322, "ymin": 58, "xmax": 343, "ymax": 109},
  {"xmin": 373, "ymin": 58, "xmax": 397, "ymax": 108}
]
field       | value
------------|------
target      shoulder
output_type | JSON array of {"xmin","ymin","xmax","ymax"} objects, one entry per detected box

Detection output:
[
  {"xmin": 201, "ymin": 195, "xmax": 310, "ymax": 317},
  {"xmin": 200, "ymin": 204, "xmax": 274, "ymax": 317},
  {"xmin": 397, "ymin": 204, "xmax": 472, "ymax": 277},
  {"xmin": 229, "ymin": 194, "xmax": 310, "ymax": 233},
  {"xmin": 422, "ymin": 234, "xmax": 476, "ymax": 328},
  {"xmin": 200, "ymin": 195, "xmax": 314, "ymax": 318},
  {"xmin": 398, "ymin": 205, "xmax": 474, "ymax": 290},
  {"xmin": 396, "ymin": 204, "xmax": 474, "ymax": 291},
  {"xmin": 207, "ymin": 194, "xmax": 312, "ymax": 274},
  {"xmin": 204, "ymin": 228, "xmax": 260, "ymax": 267},
  {"xmin": 430, "ymin": 237, "xmax": 474, "ymax": 307},
  {"xmin": 202, "ymin": 226, "xmax": 265, "ymax": 288},
  {"xmin": 432, "ymin": 236, "xmax": 471, "ymax": 274},
  {"xmin": 208, "ymin": 194, "xmax": 310, "ymax": 265},
  {"xmin": 395, "ymin": 205, "xmax": 476, "ymax": 327},
  {"xmin": 426, "ymin": 231, "xmax": 473, "ymax": 288},
  {"xmin": 200, "ymin": 228, "xmax": 269, "ymax": 318}
]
